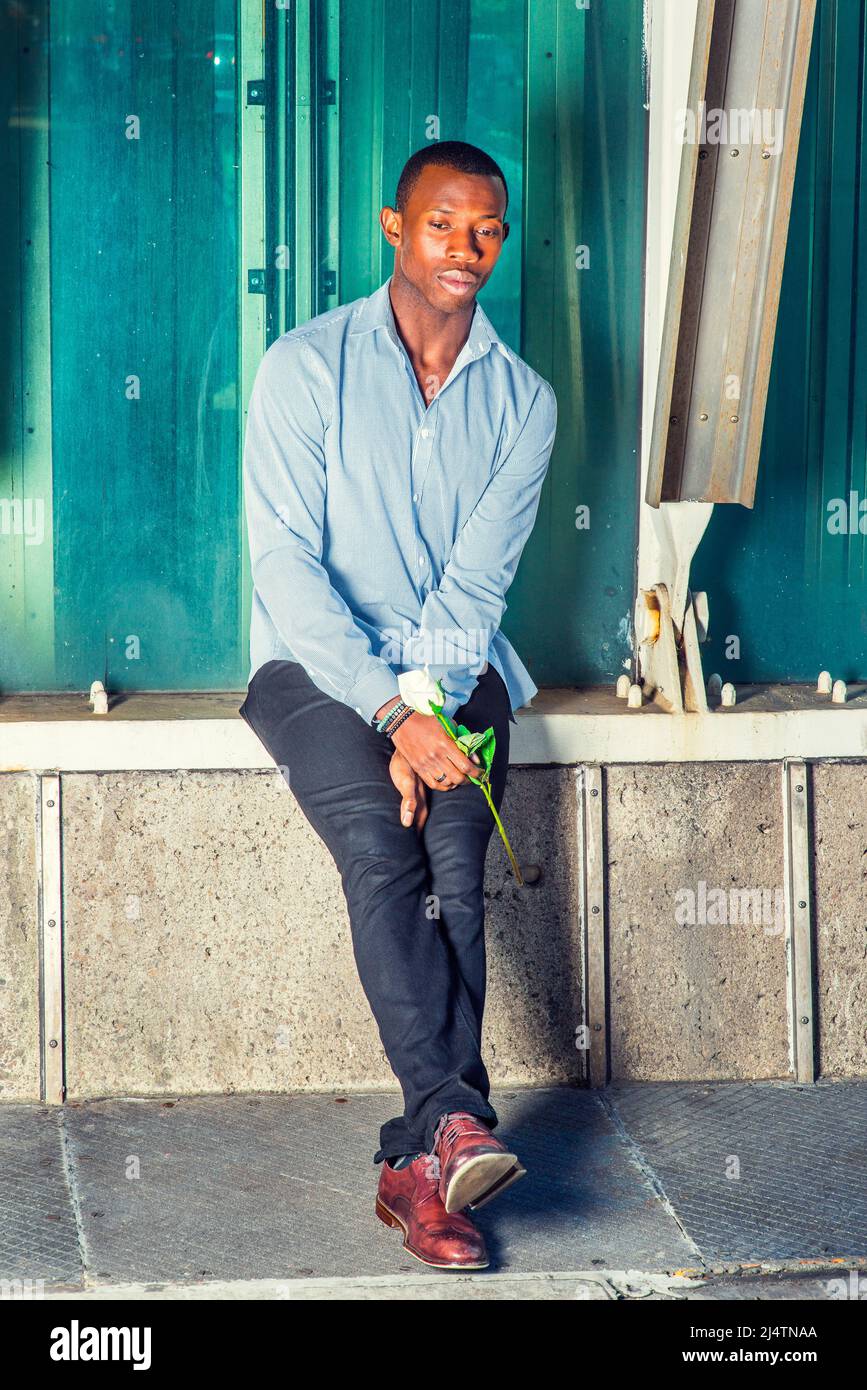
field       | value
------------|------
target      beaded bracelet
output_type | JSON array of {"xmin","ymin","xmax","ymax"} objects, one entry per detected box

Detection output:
[
  {"xmin": 383, "ymin": 705, "xmax": 415, "ymax": 739},
  {"xmin": 376, "ymin": 698, "xmax": 408, "ymax": 733}
]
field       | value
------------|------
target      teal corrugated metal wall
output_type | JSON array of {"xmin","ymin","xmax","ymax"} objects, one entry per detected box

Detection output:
[
  {"xmin": 695, "ymin": 0, "xmax": 867, "ymax": 683},
  {"xmin": 2, "ymin": 0, "xmax": 647, "ymax": 692},
  {"xmin": 2, "ymin": 1, "xmax": 241, "ymax": 692}
]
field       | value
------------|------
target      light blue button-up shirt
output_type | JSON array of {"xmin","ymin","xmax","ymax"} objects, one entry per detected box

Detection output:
[{"xmin": 243, "ymin": 274, "xmax": 557, "ymax": 725}]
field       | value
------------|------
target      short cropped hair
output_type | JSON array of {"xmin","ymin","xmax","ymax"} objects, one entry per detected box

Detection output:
[{"xmin": 395, "ymin": 141, "xmax": 509, "ymax": 217}]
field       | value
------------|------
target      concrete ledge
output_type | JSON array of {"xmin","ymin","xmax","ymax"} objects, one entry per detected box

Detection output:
[{"xmin": 2, "ymin": 684, "xmax": 867, "ymax": 770}]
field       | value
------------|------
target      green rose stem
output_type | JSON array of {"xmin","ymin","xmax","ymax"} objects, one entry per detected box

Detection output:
[
  {"xmin": 475, "ymin": 780, "xmax": 524, "ymax": 888},
  {"xmin": 428, "ymin": 681, "xmax": 525, "ymax": 888}
]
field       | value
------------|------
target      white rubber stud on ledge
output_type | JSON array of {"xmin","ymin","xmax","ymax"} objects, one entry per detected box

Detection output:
[
  {"xmin": 817, "ymin": 671, "xmax": 832, "ymax": 694},
  {"xmin": 89, "ymin": 680, "xmax": 108, "ymax": 715},
  {"xmin": 720, "ymin": 682, "xmax": 737, "ymax": 707},
  {"xmin": 616, "ymin": 674, "xmax": 631, "ymax": 698},
  {"xmin": 832, "ymin": 680, "xmax": 847, "ymax": 704},
  {"xmin": 627, "ymin": 683, "xmax": 643, "ymax": 709}
]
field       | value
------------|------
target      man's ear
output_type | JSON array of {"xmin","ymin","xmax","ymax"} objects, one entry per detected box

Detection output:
[
  {"xmin": 380, "ymin": 205, "xmax": 401, "ymax": 247},
  {"xmin": 502, "ymin": 221, "xmax": 510, "ymax": 243}
]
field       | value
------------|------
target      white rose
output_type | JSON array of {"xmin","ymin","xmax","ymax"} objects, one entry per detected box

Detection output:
[{"xmin": 397, "ymin": 665, "xmax": 442, "ymax": 715}]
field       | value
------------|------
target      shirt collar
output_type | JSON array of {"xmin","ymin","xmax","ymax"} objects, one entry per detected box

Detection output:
[{"xmin": 349, "ymin": 274, "xmax": 512, "ymax": 364}]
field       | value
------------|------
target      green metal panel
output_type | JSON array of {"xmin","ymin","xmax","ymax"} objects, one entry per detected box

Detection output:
[
  {"xmin": 520, "ymin": 0, "xmax": 647, "ymax": 685},
  {"xmin": 695, "ymin": 0, "xmax": 867, "ymax": 682},
  {"xmin": 3, "ymin": 1, "xmax": 248, "ymax": 693},
  {"xmin": 1, "ymin": 2, "xmax": 55, "ymax": 689}
]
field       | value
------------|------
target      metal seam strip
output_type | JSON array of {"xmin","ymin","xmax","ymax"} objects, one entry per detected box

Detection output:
[
  {"xmin": 579, "ymin": 764, "xmax": 608, "ymax": 1087},
  {"xmin": 781, "ymin": 759, "xmax": 815, "ymax": 1082},
  {"xmin": 237, "ymin": 0, "xmax": 267, "ymax": 667},
  {"xmin": 38, "ymin": 773, "xmax": 65, "ymax": 1103}
]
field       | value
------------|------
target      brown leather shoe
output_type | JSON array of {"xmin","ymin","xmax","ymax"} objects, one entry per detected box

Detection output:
[
  {"xmin": 433, "ymin": 1112, "xmax": 527, "ymax": 1214},
  {"xmin": 376, "ymin": 1152, "xmax": 489, "ymax": 1269}
]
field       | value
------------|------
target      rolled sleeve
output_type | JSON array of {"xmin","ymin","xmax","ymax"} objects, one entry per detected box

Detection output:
[
  {"xmin": 410, "ymin": 382, "xmax": 557, "ymax": 712},
  {"xmin": 243, "ymin": 337, "xmax": 401, "ymax": 723}
]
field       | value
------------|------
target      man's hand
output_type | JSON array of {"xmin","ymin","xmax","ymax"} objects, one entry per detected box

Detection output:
[
  {"xmin": 390, "ymin": 711, "xmax": 481, "ymax": 791},
  {"xmin": 389, "ymin": 748, "xmax": 429, "ymax": 830}
]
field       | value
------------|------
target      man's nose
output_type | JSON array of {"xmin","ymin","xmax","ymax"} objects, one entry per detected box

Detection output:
[{"xmin": 446, "ymin": 235, "xmax": 480, "ymax": 262}]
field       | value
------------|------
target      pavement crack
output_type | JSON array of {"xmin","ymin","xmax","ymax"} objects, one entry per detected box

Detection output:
[
  {"xmin": 58, "ymin": 1109, "xmax": 94, "ymax": 1281},
  {"xmin": 278, "ymin": 1171, "xmax": 357, "ymax": 1200},
  {"xmin": 597, "ymin": 1091, "xmax": 707, "ymax": 1268}
]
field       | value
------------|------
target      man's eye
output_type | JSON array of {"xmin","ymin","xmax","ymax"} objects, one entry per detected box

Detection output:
[
  {"xmin": 477, "ymin": 227, "xmax": 499, "ymax": 237},
  {"xmin": 430, "ymin": 221, "xmax": 449, "ymax": 230}
]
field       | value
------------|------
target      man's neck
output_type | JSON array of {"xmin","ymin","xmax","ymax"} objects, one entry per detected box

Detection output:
[{"xmin": 388, "ymin": 270, "xmax": 475, "ymax": 368}]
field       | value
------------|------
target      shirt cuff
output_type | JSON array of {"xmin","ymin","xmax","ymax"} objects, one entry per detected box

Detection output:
[{"xmin": 345, "ymin": 664, "xmax": 402, "ymax": 726}]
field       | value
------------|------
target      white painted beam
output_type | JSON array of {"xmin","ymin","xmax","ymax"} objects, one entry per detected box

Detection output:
[{"xmin": 2, "ymin": 688, "xmax": 866, "ymax": 770}]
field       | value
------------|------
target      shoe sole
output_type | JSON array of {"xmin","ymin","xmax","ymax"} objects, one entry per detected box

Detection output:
[
  {"xmin": 375, "ymin": 1197, "xmax": 489, "ymax": 1270},
  {"xmin": 467, "ymin": 1161, "xmax": 527, "ymax": 1211},
  {"xmin": 443, "ymin": 1151, "xmax": 525, "ymax": 1214}
]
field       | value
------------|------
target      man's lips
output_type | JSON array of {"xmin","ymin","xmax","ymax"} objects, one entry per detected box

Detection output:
[{"xmin": 436, "ymin": 272, "xmax": 479, "ymax": 295}]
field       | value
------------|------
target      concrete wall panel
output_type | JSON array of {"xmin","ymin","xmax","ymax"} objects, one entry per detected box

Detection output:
[
  {"xmin": 605, "ymin": 764, "xmax": 789, "ymax": 1080},
  {"xmin": 811, "ymin": 763, "xmax": 867, "ymax": 1077},
  {"xmin": 0, "ymin": 775, "xmax": 40, "ymax": 1100}
]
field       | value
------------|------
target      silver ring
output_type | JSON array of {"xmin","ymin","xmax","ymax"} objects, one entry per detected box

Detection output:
[{"xmin": 434, "ymin": 772, "xmax": 447, "ymax": 783}]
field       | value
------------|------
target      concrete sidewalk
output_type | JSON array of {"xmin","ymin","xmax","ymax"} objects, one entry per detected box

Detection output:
[{"xmin": 2, "ymin": 1082, "xmax": 864, "ymax": 1300}]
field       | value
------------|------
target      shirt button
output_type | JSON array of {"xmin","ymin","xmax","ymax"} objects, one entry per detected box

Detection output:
[
  {"xmin": 418, "ymin": 555, "xmax": 425, "ymax": 567},
  {"xmin": 420, "ymin": 428, "xmax": 431, "ymax": 438},
  {"xmin": 412, "ymin": 492, "xmax": 420, "ymax": 503},
  {"xmin": 355, "ymin": 707, "xmax": 362, "ymax": 715}
]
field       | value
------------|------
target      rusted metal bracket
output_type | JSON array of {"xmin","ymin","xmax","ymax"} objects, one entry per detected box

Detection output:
[
  {"xmin": 636, "ymin": 497, "xmax": 713, "ymax": 711},
  {"xmin": 639, "ymin": 581, "xmax": 710, "ymax": 713}
]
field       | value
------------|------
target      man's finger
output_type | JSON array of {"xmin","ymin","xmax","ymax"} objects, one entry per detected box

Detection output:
[
  {"xmin": 445, "ymin": 747, "xmax": 480, "ymax": 778},
  {"xmin": 401, "ymin": 796, "xmax": 416, "ymax": 826}
]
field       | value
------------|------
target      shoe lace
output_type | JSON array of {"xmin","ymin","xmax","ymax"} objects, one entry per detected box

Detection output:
[
  {"xmin": 420, "ymin": 1152, "xmax": 441, "ymax": 1184},
  {"xmin": 435, "ymin": 1111, "xmax": 485, "ymax": 1152},
  {"xmin": 412, "ymin": 1151, "xmax": 443, "ymax": 1206}
]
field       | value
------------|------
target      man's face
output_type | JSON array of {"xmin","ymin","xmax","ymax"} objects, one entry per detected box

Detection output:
[{"xmin": 382, "ymin": 164, "xmax": 509, "ymax": 313}]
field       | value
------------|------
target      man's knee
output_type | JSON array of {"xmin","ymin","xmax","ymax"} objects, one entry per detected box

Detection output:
[{"xmin": 340, "ymin": 811, "xmax": 427, "ymax": 893}]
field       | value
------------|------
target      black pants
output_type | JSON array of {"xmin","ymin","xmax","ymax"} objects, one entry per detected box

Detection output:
[{"xmin": 239, "ymin": 659, "xmax": 512, "ymax": 1164}]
